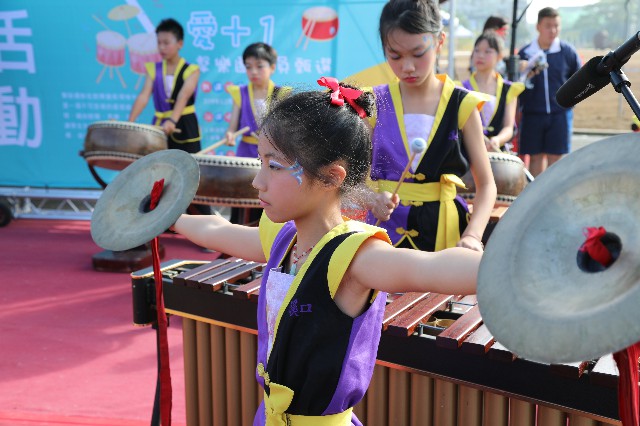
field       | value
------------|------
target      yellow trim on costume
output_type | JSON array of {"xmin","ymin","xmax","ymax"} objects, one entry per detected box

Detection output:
[
  {"xmin": 327, "ymin": 220, "xmax": 390, "ymax": 299},
  {"xmin": 182, "ymin": 63, "xmax": 199, "ymax": 80},
  {"xmin": 388, "ymin": 75, "xmax": 456, "ymax": 167},
  {"xmin": 241, "ymin": 135, "xmax": 259, "ymax": 144},
  {"xmin": 255, "ymin": 364, "xmax": 354, "ymax": 426},
  {"xmin": 226, "ymin": 85, "xmax": 242, "ymax": 107},
  {"xmin": 154, "ymin": 105, "xmax": 196, "ymax": 119},
  {"xmin": 458, "ymin": 88, "xmax": 488, "ymax": 129},
  {"xmin": 469, "ymin": 72, "xmax": 503, "ymax": 125},
  {"xmin": 365, "ymin": 176, "xmax": 379, "ymax": 192},
  {"xmin": 162, "ymin": 58, "xmax": 186, "ymax": 103},
  {"xmin": 506, "ymin": 82, "xmax": 525, "ymax": 105},
  {"xmin": 169, "ymin": 131, "xmax": 201, "ymax": 144},
  {"xmin": 377, "ymin": 174, "xmax": 466, "ymax": 251},
  {"xmin": 275, "ymin": 85, "xmax": 293, "ymax": 100},
  {"xmin": 259, "ymin": 213, "xmax": 287, "ymax": 263},
  {"xmin": 145, "ymin": 62, "xmax": 156, "ymax": 80}
]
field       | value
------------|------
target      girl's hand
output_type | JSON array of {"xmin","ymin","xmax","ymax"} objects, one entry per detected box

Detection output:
[
  {"xmin": 485, "ymin": 136, "xmax": 501, "ymax": 152},
  {"xmin": 369, "ymin": 191, "xmax": 399, "ymax": 222},
  {"xmin": 224, "ymin": 131, "xmax": 237, "ymax": 146},
  {"xmin": 162, "ymin": 119, "xmax": 176, "ymax": 135},
  {"xmin": 457, "ymin": 234, "xmax": 484, "ymax": 252}
]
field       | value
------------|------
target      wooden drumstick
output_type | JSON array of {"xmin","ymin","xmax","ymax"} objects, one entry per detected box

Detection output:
[
  {"xmin": 484, "ymin": 135, "xmax": 501, "ymax": 152},
  {"xmin": 155, "ymin": 125, "xmax": 182, "ymax": 134},
  {"xmin": 196, "ymin": 126, "xmax": 250, "ymax": 155},
  {"xmin": 375, "ymin": 138, "xmax": 427, "ymax": 226}
]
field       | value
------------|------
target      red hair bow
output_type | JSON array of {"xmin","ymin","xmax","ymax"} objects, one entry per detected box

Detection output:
[{"xmin": 317, "ymin": 76, "xmax": 366, "ymax": 118}]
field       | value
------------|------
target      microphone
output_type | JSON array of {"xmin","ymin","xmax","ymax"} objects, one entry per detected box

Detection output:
[
  {"xmin": 555, "ymin": 57, "xmax": 611, "ymax": 108},
  {"xmin": 556, "ymin": 31, "xmax": 640, "ymax": 108},
  {"xmin": 597, "ymin": 31, "xmax": 640, "ymax": 74}
]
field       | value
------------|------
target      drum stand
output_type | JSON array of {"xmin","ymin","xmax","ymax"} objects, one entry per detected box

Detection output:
[{"xmin": 92, "ymin": 243, "xmax": 166, "ymax": 273}]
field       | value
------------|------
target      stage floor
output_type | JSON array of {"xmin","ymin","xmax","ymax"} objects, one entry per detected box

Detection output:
[{"xmin": 0, "ymin": 219, "xmax": 221, "ymax": 425}]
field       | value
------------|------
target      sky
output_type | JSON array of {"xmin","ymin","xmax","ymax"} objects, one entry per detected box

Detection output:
[{"xmin": 525, "ymin": 0, "xmax": 600, "ymax": 23}]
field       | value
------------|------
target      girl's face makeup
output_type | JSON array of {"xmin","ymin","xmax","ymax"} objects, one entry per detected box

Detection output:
[
  {"xmin": 473, "ymin": 39, "xmax": 500, "ymax": 72},
  {"xmin": 384, "ymin": 29, "xmax": 443, "ymax": 87},
  {"xmin": 252, "ymin": 135, "xmax": 308, "ymax": 223}
]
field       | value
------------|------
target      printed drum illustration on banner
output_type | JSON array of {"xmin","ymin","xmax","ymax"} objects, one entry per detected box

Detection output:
[
  {"xmin": 297, "ymin": 7, "xmax": 339, "ymax": 50},
  {"xmin": 128, "ymin": 32, "xmax": 161, "ymax": 89},
  {"xmin": 96, "ymin": 30, "xmax": 127, "ymax": 87}
]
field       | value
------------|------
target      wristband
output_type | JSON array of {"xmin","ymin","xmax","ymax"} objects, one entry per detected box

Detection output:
[{"xmin": 167, "ymin": 117, "xmax": 177, "ymax": 125}]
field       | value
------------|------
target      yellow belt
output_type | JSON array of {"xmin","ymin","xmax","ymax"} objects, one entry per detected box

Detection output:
[
  {"xmin": 153, "ymin": 104, "xmax": 196, "ymax": 119},
  {"xmin": 257, "ymin": 363, "xmax": 353, "ymax": 426},
  {"xmin": 241, "ymin": 134, "xmax": 258, "ymax": 145},
  {"xmin": 377, "ymin": 174, "xmax": 466, "ymax": 251}
]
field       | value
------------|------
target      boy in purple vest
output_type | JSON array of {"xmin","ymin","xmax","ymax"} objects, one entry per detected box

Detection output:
[
  {"xmin": 129, "ymin": 18, "xmax": 201, "ymax": 153},
  {"xmin": 224, "ymin": 43, "xmax": 288, "ymax": 158}
]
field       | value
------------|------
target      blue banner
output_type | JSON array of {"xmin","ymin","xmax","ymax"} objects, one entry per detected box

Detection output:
[{"xmin": 1, "ymin": 0, "xmax": 387, "ymax": 188}]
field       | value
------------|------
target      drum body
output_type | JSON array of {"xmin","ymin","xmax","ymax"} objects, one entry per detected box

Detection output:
[
  {"xmin": 459, "ymin": 152, "xmax": 529, "ymax": 206},
  {"xmin": 83, "ymin": 121, "xmax": 168, "ymax": 170},
  {"xmin": 96, "ymin": 31, "xmax": 126, "ymax": 67},
  {"xmin": 193, "ymin": 155, "xmax": 260, "ymax": 207}
]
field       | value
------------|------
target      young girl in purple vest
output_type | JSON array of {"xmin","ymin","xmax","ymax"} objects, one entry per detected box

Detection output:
[
  {"xmin": 173, "ymin": 78, "xmax": 481, "ymax": 425},
  {"xmin": 462, "ymin": 31, "xmax": 524, "ymax": 153},
  {"xmin": 366, "ymin": 0, "xmax": 497, "ymax": 252}
]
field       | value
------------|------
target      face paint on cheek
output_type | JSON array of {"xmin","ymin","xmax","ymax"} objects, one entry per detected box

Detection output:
[
  {"xmin": 285, "ymin": 161, "xmax": 304, "ymax": 185},
  {"xmin": 423, "ymin": 35, "xmax": 435, "ymax": 51}
]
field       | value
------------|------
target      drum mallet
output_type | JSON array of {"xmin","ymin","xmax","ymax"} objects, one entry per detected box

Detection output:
[
  {"xmin": 197, "ymin": 126, "xmax": 250, "ymax": 155},
  {"xmin": 375, "ymin": 137, "xmax": 427, "ymax": 226}
]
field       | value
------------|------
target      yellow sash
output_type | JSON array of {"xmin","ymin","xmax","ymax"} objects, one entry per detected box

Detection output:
[
  {"xmin": 241, "ymin": 134, "xmax": 259, "ymax": 144},
  {"xmin": 257, "ymin": 363, "xmax": 354, "ymax": 426},
  {"xmin": 153, "ymin": 104, "xmax": 196, "ymax": 119},
  {"xmin": 376, "ymin": 174, "xmax": 466, "ymax": 251}
]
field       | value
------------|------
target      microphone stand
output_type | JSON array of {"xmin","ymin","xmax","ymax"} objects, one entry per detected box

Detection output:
[
  {"xmin": 507, "ymin": 0, "xmax": 534, "ymax": 82},
  {"xmin": 609, "ymin": 68, "xmax": 640, "ymax": 121}
]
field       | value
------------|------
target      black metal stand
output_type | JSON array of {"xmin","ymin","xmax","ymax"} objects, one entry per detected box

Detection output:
[
  {"xmin": 507, "ymin": 0, "xmax": 534, "ymax": 82},
  {"xmin": 150, "ymin": 322, "xmax": 161, "ymax": 426},
  {"xmin": 610, "ymin": 68, "xmax": 640, "ymax": 121}
]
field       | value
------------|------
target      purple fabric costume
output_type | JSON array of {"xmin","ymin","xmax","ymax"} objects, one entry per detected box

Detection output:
[
  {"xmin": 253, "ymin": 218, "xmax": 389, "ymax": 425},
  {"xmin": 148, "ymin": 59, "xmax": 200, "ymax": 151},
  {"xmin": 229, "ymin": 83, "xmax": 283, "ymax": 158},
  {"xmin": 366, "ymin": 81, "xmax": 472, "ymax": 251}
]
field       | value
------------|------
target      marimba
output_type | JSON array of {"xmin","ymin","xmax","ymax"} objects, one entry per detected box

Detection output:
[{"xmin": 131, "ymin": 258, "xmax": 624, "ymax": 426}]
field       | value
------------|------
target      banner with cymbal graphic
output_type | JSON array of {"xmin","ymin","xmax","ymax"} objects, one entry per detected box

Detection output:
[{"xmin": 0, "ymin": 0, "xmax": 387, "ymax": 188}]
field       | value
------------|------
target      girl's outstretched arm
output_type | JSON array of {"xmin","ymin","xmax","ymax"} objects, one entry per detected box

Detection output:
[
  {"xmin": 461, "ymin": 109, "xmax": 497, "ymax": 250},
  {"xmin": 173, "ymin": 214, "xmax": 265, "ymax": 262},
  {"xmin": 349, "ymin": 238, "xmax": 481, "ymax": 296}
]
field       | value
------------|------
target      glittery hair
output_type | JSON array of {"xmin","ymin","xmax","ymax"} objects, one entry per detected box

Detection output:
[{"xmin": 260, "ymin": 83, "xmax": 374, "ymax": 196}]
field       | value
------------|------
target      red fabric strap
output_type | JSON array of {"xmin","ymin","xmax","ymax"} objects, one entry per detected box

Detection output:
[
  {"xmin": 149, "ymin": 179, "xmax": 172, "ymax": 425},
  {"xmin": 613, "ymin": 342, "xmax": 640, "ymax": 425},
  {"xmin": 317, "ymin": 76, "xmax": 366, "ymax": 118},
  {"xmin": 150, "ymin": 179, "xmax": 165, "ymax": 211},
  {"xmin": 579, "ymin": 226, "xmax": 612, "ymax": 267}
]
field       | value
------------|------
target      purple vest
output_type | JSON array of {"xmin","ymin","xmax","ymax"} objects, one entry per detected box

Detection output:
[
  {"xmin": 253, "ymin": 220, "xmax": 386, "ymax": 425},
  {"xmin": 367, "ymin": 84, "xmax": 418, "ymax": 245},
  {"xmin": 150, "ymin": 60, "xmax": 197, "ymax": 119},
  {"xmin": 367, "ymin": 83, "xmax": 470, "ymax": 249},
  {"xmin": 236, "ymin": 85, "xmax": 259, "ymax": 158}
]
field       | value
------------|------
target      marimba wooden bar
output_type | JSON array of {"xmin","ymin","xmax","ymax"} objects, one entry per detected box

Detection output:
[{"xmin": 132, "ymin": 258, "xmax": 625, "ymax": 426}]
